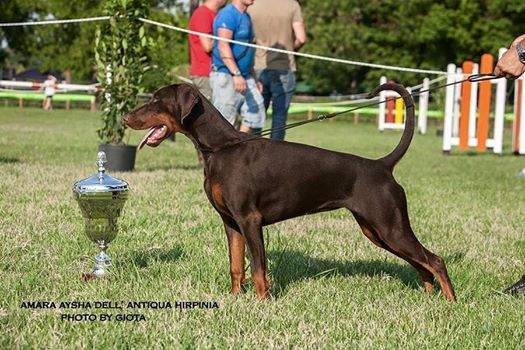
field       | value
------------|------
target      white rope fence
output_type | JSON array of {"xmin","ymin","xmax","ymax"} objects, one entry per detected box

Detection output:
[
  {"xmin": 0, "ymin": 16, "xmax": 446, "ymax": 75},
  {"xmin": 139, "ymin": 18, "xmax": 446, "ymax": 75},
  {"xmin": 0, "ymin": 16, "xmax": 110, "ymax": 27}
]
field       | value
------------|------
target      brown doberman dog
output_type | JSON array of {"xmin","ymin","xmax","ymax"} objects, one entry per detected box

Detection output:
[{"xmin": 122, "ymin": 83, "xmax": 456, "ymax": 302}]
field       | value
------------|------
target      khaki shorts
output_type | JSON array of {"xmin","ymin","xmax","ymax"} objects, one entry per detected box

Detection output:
[{"xmin": 190, "ymin": 76, "xmax": 212, "ymax": 101}]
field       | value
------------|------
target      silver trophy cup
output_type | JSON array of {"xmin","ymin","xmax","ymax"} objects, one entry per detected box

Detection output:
[{"xmin": 73, "ymin": 151, "xmax": 129, "ymax": 278}]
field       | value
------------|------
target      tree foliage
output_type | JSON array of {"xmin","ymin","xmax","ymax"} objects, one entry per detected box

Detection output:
[
  {"xmin": 95, "ymin": 0, "xmax": 149, "ymax": 144},
  {"xmin": 0, "ymin": 0, "xmax": 187, "ymax": 85},
  {"xmin": 140, "ymin": 10, "xmax": 188, "ymax": 92},
  {"xmin": 0, "ymin": 0, "xmax": 103, "ymax": 81},
  {"xmin": 2, "ymin": 0, "xmax": 525, "ymax": 95},
  {"xmin": 299, "ymin": 0, "xmax": 525, "ymax": 94}
]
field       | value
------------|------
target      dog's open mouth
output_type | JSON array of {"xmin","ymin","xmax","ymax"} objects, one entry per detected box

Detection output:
[{"xmin": 138, "ymin": 125, "xmax": 169, "ymax": 150}]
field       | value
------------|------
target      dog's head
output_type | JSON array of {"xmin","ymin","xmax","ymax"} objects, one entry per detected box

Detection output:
[{"xmin": 122, "ymin": 83, "xmax": 200, "ymax": 149}]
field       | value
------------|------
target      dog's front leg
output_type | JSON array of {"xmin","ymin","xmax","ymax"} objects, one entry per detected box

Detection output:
[
  {"xmin": 224, "ymin": 222, "xmax": 246, "ymax": 295},
  {"xmin": 238, "ymin": 213, "xmax": 270, "ymax": 299}
]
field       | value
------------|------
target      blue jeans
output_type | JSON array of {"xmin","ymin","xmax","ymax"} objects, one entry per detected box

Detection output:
[{"xmin": 257, "ymin": 69, "xmax": 296, "ymax": 140}]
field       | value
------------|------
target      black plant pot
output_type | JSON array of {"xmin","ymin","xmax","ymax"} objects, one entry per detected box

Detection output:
[{"xmin": 98, "ymin": 144, "xmax": 137, "ymax": 172}]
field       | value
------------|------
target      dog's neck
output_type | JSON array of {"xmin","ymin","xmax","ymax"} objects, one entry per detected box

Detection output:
[{"xmin": 183, "ymin": 102, "xmax": 243, "ymax": 152}]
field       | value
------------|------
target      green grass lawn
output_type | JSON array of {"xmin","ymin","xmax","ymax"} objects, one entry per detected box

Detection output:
[{"xmin": 0, "ymin": 107, "xmax": 524, "ymax": 349}]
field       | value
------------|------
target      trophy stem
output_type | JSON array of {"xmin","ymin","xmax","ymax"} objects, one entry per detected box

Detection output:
[{"xmin": 92, "ymin": 240, "xmax": 111, "ymax": 278}]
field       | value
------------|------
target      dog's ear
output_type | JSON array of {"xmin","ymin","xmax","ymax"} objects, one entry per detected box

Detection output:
[{"xmin": 176, "ymin": 84, "xmax": 200, "ymax": 125}]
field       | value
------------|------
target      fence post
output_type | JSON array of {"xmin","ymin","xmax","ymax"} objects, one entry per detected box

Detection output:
[
  {"xmin": 443, "ymin": 63, "xmax": 457, "ymax": 153},
  {"xmin": 378, "ymin": 76, "xmax": 387, "ymax": 131},
  {"xmin": 492, "ymin": 48, "xmax": 507, "ymax": 154},
  {"xmin": 468, "ymin": 63, "xmax": 479, "ymax": 140},
  {"xmin": 418, "ymin": 78, "xmax": 429, "ymax": 134},
  {"xmin": 513, "ymin": 78, "xmax": 522, "ymax": 154},
  {"xmin": 459, "ymin": 61, "xmax": 473, "ymax": 150},
  {"xmin": 452, "ymin": 67, "xmax": 463, "ymax": 138},
  {"xmin": 395, "ymin": 89, "xmax": 404, "ymax": 125},
  {"xmin": 476, "ymin": 53, "xmax": 494, "ymax": 152},
  {"xmin": 517, "ymin": 74, "xmax": 525, "ymax": 155}
]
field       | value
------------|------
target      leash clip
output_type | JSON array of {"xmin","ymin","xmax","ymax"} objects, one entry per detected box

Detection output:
[
  {"xmin": 467, "ymin": 74, "xmax": 500, "ymax": 83},
  {"xmin": 317, "ymin": 114, "xmax": 327, "ymax": 121}
]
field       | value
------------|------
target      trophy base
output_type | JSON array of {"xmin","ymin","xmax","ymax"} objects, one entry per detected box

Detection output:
[{"xmin": 84, "ymin": 251, "xmax": 112, "ymax": 279}]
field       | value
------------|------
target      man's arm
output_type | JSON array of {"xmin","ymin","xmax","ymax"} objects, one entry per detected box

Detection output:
[
  {"xmin": 494, "ymin": 34, "xmax": 525, "ymax": 79},
  {"xmin": 199, "ymin": 36, "xmax": 214, "ymax": 53},
  {"xmin": 190, "ymin": 10, "xmax": 214, "ymax": 53},
  {"xmin": 217, "ymin": 27, "xmax": 247, "ymax": 93},
  {"xmin": 292, "ymin": 21, "xmax": 306, "ymax": 50}
]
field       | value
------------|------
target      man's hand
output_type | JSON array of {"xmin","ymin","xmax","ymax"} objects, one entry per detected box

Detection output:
[
  {"xmin": 494, "ymin": 34, "xmax": 525, "ymax": 79},
  {"xmin": 233, "ymin": 75, "xmax": 247, "ymax": 93},
  {"xmin": 256, "ymin": 81, "xmax": 263, "ymax": 93}
]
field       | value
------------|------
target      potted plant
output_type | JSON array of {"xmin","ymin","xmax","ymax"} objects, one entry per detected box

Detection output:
[{"xmin": 95, "ymin": 0, "xmax": 149, "ymax": 172}]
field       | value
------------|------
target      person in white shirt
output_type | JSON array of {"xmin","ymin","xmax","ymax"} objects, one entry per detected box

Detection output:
[{"xmin": 41, "ymin": 75, "xmax": 57, "ymax": 111}]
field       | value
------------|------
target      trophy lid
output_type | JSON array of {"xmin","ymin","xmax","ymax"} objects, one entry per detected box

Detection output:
[{"xmin": 73, "ymin": 151, "xmax": 129, "ymax": 194}]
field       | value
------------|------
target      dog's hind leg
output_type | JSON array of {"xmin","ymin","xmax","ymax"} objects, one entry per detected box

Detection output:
[
  {"xmin": 236, "ymin": 212, "xmax": 270, "ymax": 299},
  {"xmin": 354, "ymin": 185, "xmax": 456, "ymax": 302},
  {"xmin": 352, "ymin": 212, "xmax": 435, "ymax": 294},
  {"xmin": 380, "ymin": 224, "xmax": 456, "ymax": 302}
]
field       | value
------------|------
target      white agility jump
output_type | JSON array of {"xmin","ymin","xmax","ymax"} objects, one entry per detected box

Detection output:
[
  {"xmin": 442, "ymin": 48, "xmax": 525, "ymax": 155},
  {"xmin": 377, "ymin": 76, "xmax": 431, "ymax": 134}
]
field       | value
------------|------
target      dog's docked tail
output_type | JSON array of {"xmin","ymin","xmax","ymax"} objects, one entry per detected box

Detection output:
[{"xmin": 368, "ymin": 83, "xmax": 415, "ymax": 169}]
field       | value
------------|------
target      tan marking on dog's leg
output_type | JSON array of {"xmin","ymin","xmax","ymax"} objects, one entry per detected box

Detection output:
[
  {"xmin": 225, "ymin": 224, "xmax": 245, "ymax": 295},
  {"xmin": 239, "ymin": 212, "xmax": 270, "ymax": 299}
]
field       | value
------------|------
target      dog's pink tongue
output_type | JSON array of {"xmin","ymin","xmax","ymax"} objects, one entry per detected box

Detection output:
[{"xmin": 138, "ymin": 127, "xmax": 156, "ymax": 150}]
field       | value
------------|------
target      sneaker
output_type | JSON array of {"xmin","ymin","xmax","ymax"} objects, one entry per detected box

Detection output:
[
  {"xmin": 518, "ymin": 168, "xmax": 525, "ymax": 177},
  {"xmin": 503, "ymin": 275, "xmax": 525, "ymax": 295}
]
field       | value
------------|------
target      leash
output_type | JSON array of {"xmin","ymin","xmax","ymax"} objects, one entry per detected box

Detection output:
[{"xmin": 199, "ymin": 73, "xmax": 500, "ymax": 154}]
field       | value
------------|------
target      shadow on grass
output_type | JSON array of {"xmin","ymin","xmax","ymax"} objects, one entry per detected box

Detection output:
[
  {"xmin": 0, "ymin": 156, "xmax": 20, "ymax": 164},
  {"xmin": 268, "ymin": 249, "xmax": 464, "ymax": 297},
  {"xmin": 131, "ymin": 247, "xmax": 183, "ymax": 268}
]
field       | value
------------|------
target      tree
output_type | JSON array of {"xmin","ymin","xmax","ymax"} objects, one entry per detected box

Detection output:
[
  {"xmin": 95, "ymin": 0, "xmax": 150, "ymax": 144},
  {"xmin": 1, "ymin": 0, "xmax": 187, "ymax": 85},
  {"xmin": 140, "ymin": 7, "xmax": 189, "ymax": 92},
  {"xmin": 298, "ymin": 0, "xmax": 525, "ymax": 94}
]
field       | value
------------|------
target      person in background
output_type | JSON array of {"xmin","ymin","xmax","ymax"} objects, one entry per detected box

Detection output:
[
  {"xmin": 210, "ymin": 0, "xmax": 265, "ymax": 134},
  {"xmin": 248, "ymin": 0, "xmax": 306, "ymax": 140},
  {"xmin": 41, "ymin": 75, "xmax": 56, "ymax": 111},
  {"xmin": 188, "ymin": 0, "xmax": 226, "ymax": 100},
  {"xmin": 493, "ymin": 33, "xmax": 525, "ymax": 296}
]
